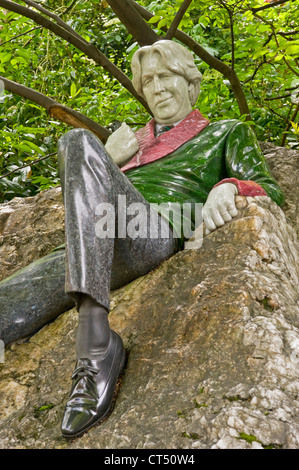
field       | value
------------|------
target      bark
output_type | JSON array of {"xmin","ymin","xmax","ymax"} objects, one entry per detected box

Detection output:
[
  {"xmin": 106, "ymin": 0, "xmax": 158, "ymax": 46},
  {"xmin": 164, "ymin": 0, "xmax": 193, "ymax": 40},
  {"xmin": 21, "ymin": 0, "xmax": 85, "ymax": 42},
  {"xmin": 1, "ymin": 76, "xmax": 111, "ymax": 142}
]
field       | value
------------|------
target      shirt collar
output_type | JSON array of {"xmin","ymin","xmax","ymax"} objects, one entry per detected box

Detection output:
[{"xmin": 155, "ymin": 119, "xmax": 183, "ymax": 134}]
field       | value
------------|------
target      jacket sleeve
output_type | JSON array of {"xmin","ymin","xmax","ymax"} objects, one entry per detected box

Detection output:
[{"xmin": 217, "ymin": 121, "xmax": 285, "ymax": 206}]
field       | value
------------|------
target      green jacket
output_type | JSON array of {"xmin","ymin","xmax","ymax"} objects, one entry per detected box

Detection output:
[{"xmin": 125, "ymin": 119, "xmax": 284, "ymax": 244}]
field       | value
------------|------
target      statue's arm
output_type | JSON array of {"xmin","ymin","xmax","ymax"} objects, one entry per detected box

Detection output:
[
  {"xmin": 223, "ymin": 121, "xmax": 285, "ymax": 207},
  {"xmin": 203, "ymin": 121, "xmax": 284, "ymax": 234},
  {"xmin": 105, "ymin": 123, "xmax": 139, "ymax": 166}
]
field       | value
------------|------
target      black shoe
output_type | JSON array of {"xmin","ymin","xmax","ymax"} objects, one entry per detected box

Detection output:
[{"xmin": 61, "ymin": 330, "xmax": 126, "ymax": 438}]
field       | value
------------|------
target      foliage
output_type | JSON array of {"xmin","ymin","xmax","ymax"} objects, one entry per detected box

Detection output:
[
  {"xmin": 145, "ymin": 0, "xmax": 299, "ymax": 142},
  {"xmin": 0, "ymin": 1, "xmax": 148, "ymax": 201},
  {"xmin": 0, "ymin": 0, "xmax": 298, "ymax": 203}
]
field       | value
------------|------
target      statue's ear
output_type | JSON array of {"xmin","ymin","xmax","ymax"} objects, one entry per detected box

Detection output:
[
  {"xmin": 188, "ymin": 81, "xmax": 200, "ymax": 106},
  {"xmin": 188, "ymin": 82, "xmax": 196, "ymax": 106}
]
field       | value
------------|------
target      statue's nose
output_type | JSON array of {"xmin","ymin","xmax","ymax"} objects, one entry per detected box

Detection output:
[{"xmin": 153, "ymin": 76, "xmax": 165, "ymax": 94}]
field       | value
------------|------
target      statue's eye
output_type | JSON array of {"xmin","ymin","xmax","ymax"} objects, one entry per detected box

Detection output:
[{"xmin": 143, "ymin": 78, "xmax": 152, "ymax": 87}]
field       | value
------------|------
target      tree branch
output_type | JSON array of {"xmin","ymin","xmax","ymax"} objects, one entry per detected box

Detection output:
[
  {"xmin": 164, "ymin": 0, "xmax": 193, "ymax": 40},
  {"xmin": 0, "ymin": 152, "xmax": 57, "ymax": 180},
  {"xmin": 131, "ymin": 0, "xmax": 231, "ymax": 77},
  {"xmin": 0, "ymin": 76, "xmax": 111, "ymax": 142},
  {"xmin": 244, "ymin": 58, "xmax": 268, "ymax": 84},
  {"xmin": 21, "ymin": 0, "xmax": 86, "ymax": 42},
  {"xmin": 250, "ymin": 0, "xmax": 291, "ymax": 13},
  {"xmin": 106, "ymin": 0, "xmax": 158, "ymax": 46},
  {"xmin": 0, "ymin": 26, "xmax": 41, "ymax": 46},
  {"xmin": 62, "ymin": 0, "xmax": 78, "ymax": 17},
  {"xmin": 281, "ymin": 101, "xmax": 299, "ymax": 146},
  {"xmin": 272, "ymin": 29, "xmax": 299, "ymax": 77},
  {"xmin": 0, "ymin": 0, "xmax": 150, "ymax": 112},
  {"xmin": 219, "ymin": 0, "xmax": 235, "ymax": 71},
  {"xmin": 265, "ymin": 93, "xmax": 293, "ymax": 101}
]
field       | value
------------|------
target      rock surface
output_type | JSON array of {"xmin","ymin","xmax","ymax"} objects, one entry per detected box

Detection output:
[
  {"xmin": 0, "ymin": 144, "xmax": 298, "ymax": 449},
  {"xmin": 0, "ymin": 143, "xmax": 298, "ymax": 279},
  {"xmin": 0, "ymin": 186, "xmax": 65, "ymax": 282},
  {"xmin": 260, "ymin": 142, "xmax": 299, "ymax": 237},
  {"xmin": 0, "ymin": 194, "xmax": 298, "ymax": 449}
]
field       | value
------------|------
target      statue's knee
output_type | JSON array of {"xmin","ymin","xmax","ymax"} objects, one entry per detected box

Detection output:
[
  {"xmin": 57, "ymin": 128, "xmax": 108, "ymax": 184},
  {"xmin": 58, "ymin": 128, "xmax": 91, "ymax": 153},
  {"xmin": 57, "ymin": 129, "xmax": 91, "ymax": 170}
]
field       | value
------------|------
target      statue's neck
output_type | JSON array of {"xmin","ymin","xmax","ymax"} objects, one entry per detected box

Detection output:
[{"xmin": 155, "ymin": 118, "xmax": 183, "ymax": 135}]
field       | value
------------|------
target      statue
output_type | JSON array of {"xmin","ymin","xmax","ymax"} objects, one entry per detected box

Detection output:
[{"xmin": 0, "ymin": 40, "xmax": 284, "ymax": 439}]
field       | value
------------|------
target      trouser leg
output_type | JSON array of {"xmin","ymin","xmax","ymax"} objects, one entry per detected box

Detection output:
[
  {"xmin": 0, "ymin": 249, "xmax": 74, "ymax": 346},
  {"xmin": 58, "ymin": 129, "xmax": 180, "ymax": 437},
  {"xmin": 57, "ymin": 128, "xmax": 179, "ymax": 312},
  {"xmin": 0, "ymin": 129, "xmax": 179, "ymax": 348}
]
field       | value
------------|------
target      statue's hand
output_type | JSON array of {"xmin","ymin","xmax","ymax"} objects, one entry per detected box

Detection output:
[
  {"xmin": 105, "ymin": 123, "xmax": 139, "ymax": 166},
  {"xmin": 203, "ymin": 183, "xmax": 238, "ymax": 234}
]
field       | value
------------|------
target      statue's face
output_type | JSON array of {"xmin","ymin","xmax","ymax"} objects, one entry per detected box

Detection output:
[{"xmin": 140, "ymin": 52, "xmax": 192, "ymax": 125}]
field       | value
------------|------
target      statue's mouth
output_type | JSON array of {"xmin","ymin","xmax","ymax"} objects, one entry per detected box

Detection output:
[{"xmin": 155, "ymin": 96, "xmax": 172, "ymax": 107}]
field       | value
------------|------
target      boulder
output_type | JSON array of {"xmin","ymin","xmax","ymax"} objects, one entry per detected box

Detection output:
[
  {"xmin": 260, "ymin": 142, "xmax": 299, "ymax": 237},
  {"xmin": 0, "ymin": 186, "xmax": 65, "ymax": 282},
  {"xmin": 0, "ymin": 195, "xmax": 298, "ymax": 449},
  {"xmin": 0, "ymin": 144, "xmax": 298, "ymax": 449}
]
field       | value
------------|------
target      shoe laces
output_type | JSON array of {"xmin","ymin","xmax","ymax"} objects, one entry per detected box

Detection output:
[
  {"xmin": 68, "ymin": 361, "xmax": 100, "ymax": 404},
  {"xmin": 72, "ymin": 363, "xmax": 98, "ymax": 380}
]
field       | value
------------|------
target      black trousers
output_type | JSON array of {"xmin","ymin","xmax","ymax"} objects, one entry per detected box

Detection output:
[{"xmin": 0, "ymin": 129, "xmax": 179, "ymax": 345}]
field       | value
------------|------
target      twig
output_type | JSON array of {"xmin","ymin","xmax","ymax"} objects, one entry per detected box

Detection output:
[
  {"xmin": 164, "ymin": 0, "xmax": 193, "ymax": 40},
  {"xmin": 264, "ymin": 104, "xmax": 286, "ymax": 120},
  {"xmin": 284, "ymin": 102, "xmax": 294, "ymax": 124},
  {"xmin": 281, "ymin": 102, "xmax": 299, "ymax": 146},
  {"xmin": 272, "ymin": 30, "xmax": 299, "ymax": 78},
  {"xmin": 244, "ymin": 58, "xmax": 268, "ymax": 84},
  {"xmin": 265, "ymin": 93, "xmax": 292, "ymax": 101},
  {"xmin": 250, "ymin": 0, "xmax": 291, "ymax": 13},
  {"xmin": 0, "ymin": 26, "xmax": 41, "ymax": 46},
  {"xmin": 0, "ymin": 152, "xmax": 57, "ymax": 180},
  {"xmin": 285, "ymin": 85, "xmax": 299, "ymax": 92},
  {"xmin": 220, "ymin": 1, "xmax": 235, "ymax": 71},
  {"xmin": 62, "ymin": 0, "xmax": 78, "ymax": 17},
  {"xmin": 21, "ymin": 0, "xmax": 86, "ymax": 42}
]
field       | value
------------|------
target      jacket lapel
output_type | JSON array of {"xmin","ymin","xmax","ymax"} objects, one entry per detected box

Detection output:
[{"xmin": 121, "ymin": 109, "xmax": 210, "ymax": 173}]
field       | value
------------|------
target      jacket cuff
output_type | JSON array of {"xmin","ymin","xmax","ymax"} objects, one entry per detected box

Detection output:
[{"xmin": 214, "ymin": 178, "xmax": 268, "ymax": 197}]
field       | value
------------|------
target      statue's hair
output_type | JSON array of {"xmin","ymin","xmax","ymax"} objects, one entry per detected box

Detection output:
[{"xmin": 131, "ymin": 40, "xmax": 202, "ymax": 106}]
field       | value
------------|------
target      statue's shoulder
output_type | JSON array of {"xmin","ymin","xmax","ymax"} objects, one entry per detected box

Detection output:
[
  {"xmin": 189, "ymin": 118, "xmax": 239, "ymax": 141},
  {"xmin": 208, "ymin": 118, "xmax": 239, "ymax": 128}
]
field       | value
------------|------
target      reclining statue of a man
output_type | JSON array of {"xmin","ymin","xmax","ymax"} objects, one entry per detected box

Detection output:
[{"xmin": 0, "ymin": 40, "xmax": 284, "ymax": 438}]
